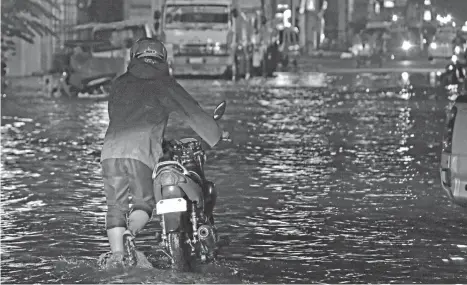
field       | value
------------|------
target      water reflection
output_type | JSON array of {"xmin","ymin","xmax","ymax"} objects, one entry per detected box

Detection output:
[{"xmin": 2, "ymin": 74, "xmax": 467, "ymax": 283}]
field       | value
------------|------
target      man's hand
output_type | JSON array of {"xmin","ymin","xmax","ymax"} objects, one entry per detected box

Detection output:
[{"xmin": 221, "ymin": 131, "xmax": 230, "ymax": 141}]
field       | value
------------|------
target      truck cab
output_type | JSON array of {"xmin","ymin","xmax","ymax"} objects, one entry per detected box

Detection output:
[{"xmin": 156, "ymin": 0, "xmax": 249, "ymax": 80}]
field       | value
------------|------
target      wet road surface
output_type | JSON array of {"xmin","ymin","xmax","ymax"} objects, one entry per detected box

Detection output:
[
  {"xmin": 298, "ymin": 57, "xmax": 448, "ymax": 74},
  {"xmin": 2, "ymin": 72, "xmax": 467, "ymax": 283}
]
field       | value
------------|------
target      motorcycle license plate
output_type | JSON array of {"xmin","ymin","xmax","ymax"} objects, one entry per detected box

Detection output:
[{"xmin": 156, "ymin": 198, "xmax": 187, "ymax": 215}]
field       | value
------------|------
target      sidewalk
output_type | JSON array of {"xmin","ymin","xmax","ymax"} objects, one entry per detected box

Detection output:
[
  {"xmin": 308, "ymin": 50, "xmax": 352, "ymax": 59},
  {"xmin": 297, "ymin": 55, "xmax": 447, "ymax": 73}
]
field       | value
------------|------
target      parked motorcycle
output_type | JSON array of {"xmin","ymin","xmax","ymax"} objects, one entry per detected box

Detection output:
[
  {"xmin": 152, "ymin": 101, "xmax": 229, "ymax": 270},
  {"xmin": 59, "ymin": 68, "xmax": 115, "ymax": 98},
  {"xmin": 440, "ymin": 54, "xmax": 466, "ymax": 89},
  {"xmin": 453, "ymin": 44, "xmax": 467, "ymax": 61}
]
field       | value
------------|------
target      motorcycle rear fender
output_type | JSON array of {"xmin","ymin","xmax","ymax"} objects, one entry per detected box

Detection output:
[
  {"xmin": 158, "ymin": 185, "xmax": 189, "ymax": 232},
  {"xmin": 163, "ymin": 212, "xmax": 187, "ymax": 232},
  {"xmin": 153, "ymin": 164, "xmax": 204, "ymax": 207}
]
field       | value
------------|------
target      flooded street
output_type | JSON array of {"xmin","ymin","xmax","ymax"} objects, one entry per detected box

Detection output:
[{"xmin": 2, "ymin": 72, "xmax": 467, "ymax": 283}]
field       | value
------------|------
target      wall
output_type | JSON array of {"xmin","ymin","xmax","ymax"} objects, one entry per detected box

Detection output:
[
  {"xmin": 7, "ymin": 0, "xmax": 78, "ymax": 76},
  {"xmin": 6, "ymin": 0, "xmax": 77, "ymax": 76}
]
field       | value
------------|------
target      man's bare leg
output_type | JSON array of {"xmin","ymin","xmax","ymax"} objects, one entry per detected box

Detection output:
[
  {"xmin": 127, "ymin": 210, "xmax": 150, "ymax": 235},
  {"xmin": 107, "ymin": 227, "xmax": 126, "ymax": 253}
]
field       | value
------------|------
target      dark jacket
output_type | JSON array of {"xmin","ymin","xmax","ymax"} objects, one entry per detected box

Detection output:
[{"xmin": 101, "ymin": 58, "xmax": 223, "ymax": 169}]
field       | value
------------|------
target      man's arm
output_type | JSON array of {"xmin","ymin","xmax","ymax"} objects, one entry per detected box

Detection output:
[{"xmin": 161, "ymin": 80, "xmax": 223, "ymax": 147}]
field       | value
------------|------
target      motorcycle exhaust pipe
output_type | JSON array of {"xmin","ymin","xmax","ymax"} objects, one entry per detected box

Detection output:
[{"xmin": 198, "ymin": 225, "xmax": 212, "ymax": 240}]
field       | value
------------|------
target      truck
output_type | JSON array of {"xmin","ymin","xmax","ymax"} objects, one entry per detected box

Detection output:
[{"xmin": 153, "ymin": 0, "xmax": 279, "ymax": 79}]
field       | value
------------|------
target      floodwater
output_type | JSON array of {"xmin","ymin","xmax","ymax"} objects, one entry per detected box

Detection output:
[{"xmin": 2, "ymin": 72, "xmax": 467, "ymax": 284}]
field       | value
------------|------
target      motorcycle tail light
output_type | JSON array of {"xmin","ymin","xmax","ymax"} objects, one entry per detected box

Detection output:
[{"xmin": 442, "ymin": 106, "xmax": 457, "ymax": 153}]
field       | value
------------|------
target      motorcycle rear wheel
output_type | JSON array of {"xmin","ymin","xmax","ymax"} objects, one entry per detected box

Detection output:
[{"xmin": 168, "ymin": 232, "xmax": 191, "ymax": 271}]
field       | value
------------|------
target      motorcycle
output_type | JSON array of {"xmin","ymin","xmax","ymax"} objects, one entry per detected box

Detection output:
[
  {"xmin": 152, "ymin": 101, "xmax": 228, "ymax": 270},
  {"xmin": 58, "ymin": 68, "xmax": 115, "ymax": 98},
  {"xmin": 440, "ymin": 54, "xmax": 466, "ymax": 89},
  {"xmin": 453, "ymin": 44, "xmax": 467, "ymax": 60}
]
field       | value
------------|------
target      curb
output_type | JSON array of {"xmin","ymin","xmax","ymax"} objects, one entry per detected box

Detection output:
[{"xmin": 309, "ymin": 50, "xmax": 353, "ymax": 58}]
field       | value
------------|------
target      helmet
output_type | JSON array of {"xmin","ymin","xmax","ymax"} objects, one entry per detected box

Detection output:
[{"xmin": 130, "ymin": 37, "xmax": 167, "ymax": 63}]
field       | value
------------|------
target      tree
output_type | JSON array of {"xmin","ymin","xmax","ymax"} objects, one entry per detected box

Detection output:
[{"xmin": 1, "ymin": 0, "xmax": 59, "ymax": 58}]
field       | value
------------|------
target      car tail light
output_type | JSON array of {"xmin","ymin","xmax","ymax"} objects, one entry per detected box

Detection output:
[{"xmin": 442, "ymin": 106, "xmax": 457, "ymax": 153}]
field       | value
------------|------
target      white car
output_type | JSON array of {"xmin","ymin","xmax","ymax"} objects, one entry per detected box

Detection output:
[
  {"xmin": 428, "ymin": 31, "xmax": 456, "ymax": 60},
  {"xmin": 440, "ymin": 96, "xmax": 467, "ymax": 207}
]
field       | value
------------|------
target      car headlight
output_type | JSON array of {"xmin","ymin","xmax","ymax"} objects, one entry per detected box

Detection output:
[
  {"xmin": 452, "ymin": 55, "xmax": 458, "ymax": 63},
  {"xmin": 455, "ymin": 46, "xmax": 462, "ymax": 54},
  {"xmin": 430, "ymin": 42, "xmax": 437, "ymax": 49},
  {"xmin": 211, "ymin": 42, "xmax": 228, "ymax": 55},
  {"xmin": 402, "ymin": 41, "xmax": 412, "ymax": 51}
]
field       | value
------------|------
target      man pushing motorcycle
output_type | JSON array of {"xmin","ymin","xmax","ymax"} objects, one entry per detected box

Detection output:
[{"xmin": 99, "ymin": 37, "xmax": 230, "ymax": 269}]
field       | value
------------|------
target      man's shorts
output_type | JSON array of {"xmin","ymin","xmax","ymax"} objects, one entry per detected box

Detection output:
[{"xmin": 102, "ymin": 158, "xmax": 155, "ymax": 229}]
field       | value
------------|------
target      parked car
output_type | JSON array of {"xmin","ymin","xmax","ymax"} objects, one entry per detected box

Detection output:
[
  {"xmin": 428, "ymin": 27, "xmax": 457, "ymax": 61},
  {"xmin": 440, "ymin": 95, "xmax": 467, "ymax": 207}
]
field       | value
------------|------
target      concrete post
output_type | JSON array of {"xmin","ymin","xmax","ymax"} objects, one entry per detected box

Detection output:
[
  {"xmin": 299, "ymin": 0, "xmax": 307, "ymax": 51},
  {"xmin": 291, "ymin": 0, "xmax": 296, "ymax": 28}
]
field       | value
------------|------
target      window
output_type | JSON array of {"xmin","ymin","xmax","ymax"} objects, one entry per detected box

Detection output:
[
  {"xmin": 164, "ymin": 5, "xmax": 229, "ymax": 26},
  {"xmin": 92, "ymin": 25, "xmax": 146, "ymax": 52}
]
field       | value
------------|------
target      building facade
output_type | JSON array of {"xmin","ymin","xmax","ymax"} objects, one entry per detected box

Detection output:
[{"xmin": 7, "ymin": 0, "xmax": 80, "ymax": 76}]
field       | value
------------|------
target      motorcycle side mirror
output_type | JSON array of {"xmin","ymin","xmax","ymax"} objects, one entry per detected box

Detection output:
[{"xmin": 213, "ymin": 101, "xmax": 227, "ymax": 120}]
